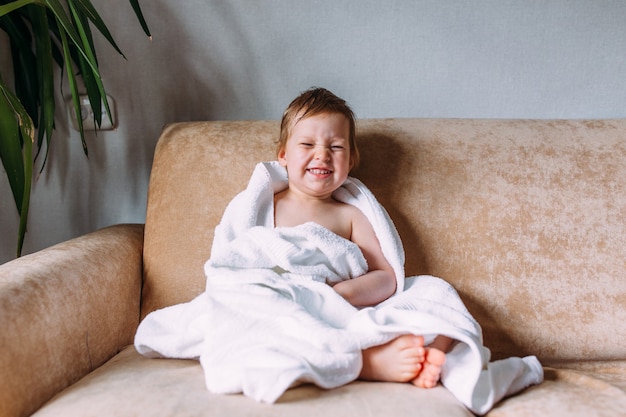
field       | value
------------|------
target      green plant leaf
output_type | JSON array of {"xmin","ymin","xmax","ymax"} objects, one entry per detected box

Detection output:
[
  {"xmin": 18, "ymin": 121, "xmax": 34, "ymax": 258},
  {"xmin": 1, "ymin": 0, "xmax": 151, "ymax": 257},
  {"xmin": 0, "ymin": 0, "xmax": 43, "ymax": 17},
  {"xmin": 71, "ymin": 0, "xmax": 125, "ymax": 58},
  {"xmin": 0, "ymin": 77, "xmax": 35, "ymax": 257},
  {"xmin": 28, "ymin": 5, "xmax": 55, "ymax": 166},
  {"xmin": 129, "ymin": 0, "xmax": 151, "ymax": 38},
  {"xmin": 44, "ymin": 9, "xmax": 65, "ymax": 67},
  {"xmin": 58, "ymin": 20, "xmax": 88, "ymax": 155},
  {"xmin": 0, "ymin": 80, "xmax": 25, "ymax": 213},
  {"xmin": 42, "ymin": 0, "xmax": 102, "ymax": 78},
  {"xmin": 68, "ymin": 0, "xmax": 110, "ymax": 119},
  {"xmin": 68, "ymin": 0, "xmax": 107, "ymax": 128},
  {"xmin": 2, "ymin": 9, "xmax": 39, "ymax": 125}
]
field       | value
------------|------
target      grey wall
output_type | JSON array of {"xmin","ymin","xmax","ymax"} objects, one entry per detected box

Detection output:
[{"xmin": 1, "ymin": 0, "xmax": 625, "ymax": 263}]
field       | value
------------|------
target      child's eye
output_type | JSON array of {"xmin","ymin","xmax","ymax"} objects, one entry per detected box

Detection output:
[
  {"xmin": 299, "ymin": 142, "xmax": 314, "ymax": 148},
  {"xmin": 331, "ymin": 145, "xmax": 345, "ymax": 150}
]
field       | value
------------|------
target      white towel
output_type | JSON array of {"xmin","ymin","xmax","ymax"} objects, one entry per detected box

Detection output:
[
  {"xmin": 208, "ymin": 161, "xmax": 405, "ymax": 293},
  {"xmin": 135, "ymin": 161, "xmax": 543, "ymax": 415}
]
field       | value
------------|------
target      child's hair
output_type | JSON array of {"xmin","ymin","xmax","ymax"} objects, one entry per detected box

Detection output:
[{"xmin": 278, "ymin": 87, "xmax": 360, "ymax": 168}]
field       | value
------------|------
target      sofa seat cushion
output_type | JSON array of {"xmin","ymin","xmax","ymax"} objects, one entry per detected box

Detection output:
[
  {"xmin": 32, "ymin": 346, "xmax": 472, "ymax": 417},
  {"xmin": 32, "ymin": 346, "xmax": 626, "ymax": 417},
  {"xmin": 490, "ymin": 363, "xmax": 626, "ymax": 416}
]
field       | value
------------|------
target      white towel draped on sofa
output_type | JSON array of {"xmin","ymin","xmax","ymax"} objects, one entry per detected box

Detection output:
[{"xmin": 135, "ymin": 162, "xmax": 543, "ymax": 415}]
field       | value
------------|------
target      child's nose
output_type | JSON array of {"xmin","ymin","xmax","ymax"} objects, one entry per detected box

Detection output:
[{"xmin": 314, "ymin": 145, "xmax": 331, "ymax": 160}]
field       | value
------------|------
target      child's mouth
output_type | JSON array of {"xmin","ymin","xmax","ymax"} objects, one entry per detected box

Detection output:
[{"xmin": 308, "ymin": 168, "xmax": 333, "ymax": 175}]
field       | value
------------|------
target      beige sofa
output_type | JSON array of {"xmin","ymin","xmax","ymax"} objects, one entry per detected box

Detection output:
[{"xmin": 1, "ymin": 119, "xmax": 625, "ymax": 417}]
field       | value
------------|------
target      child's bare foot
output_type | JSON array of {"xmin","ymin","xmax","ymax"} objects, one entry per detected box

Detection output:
[
  {"xmin": 411, "ymin": 346, "xmax": 446, "ymax": 388},
  {"xmin": 360, "ymin": 335, "xmax": 425, "ymax": 383}
]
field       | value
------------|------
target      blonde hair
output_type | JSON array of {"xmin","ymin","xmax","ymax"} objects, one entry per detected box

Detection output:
[{"xmin": 277, "ymin": 87, "xmax": 359, "ymax": 168}]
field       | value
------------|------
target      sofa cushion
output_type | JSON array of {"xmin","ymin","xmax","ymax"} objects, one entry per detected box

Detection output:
[
  {"xmin": 32, "ymin": 346, "xmax": 473, "ymax": 417},
  {"xmin": 0, "ymin": 224, "xmax": 144, "ymax": 417},
  {"xmin": 141, "ymin": 121, "xmax": 278, "ymax": 318},
  {"xmin": 32, "ymin": 347, "xmax": 626, "ymax": 417},
  {"xmin": 141, "ymin": 119, "xmax": 626, "ymax": 364}
]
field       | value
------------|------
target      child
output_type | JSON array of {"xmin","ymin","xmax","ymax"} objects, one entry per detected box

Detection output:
[
  {"xmin": 135, "ymin": 88, "xmax": 543, "ymax": 413},
  {"xmin": 274, "ymin": 87, "xmax": 452, "ymax": 388}
]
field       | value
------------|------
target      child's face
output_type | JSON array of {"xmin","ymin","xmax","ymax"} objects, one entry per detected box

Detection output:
[{"xmin": 278, "ymin": 112, "xmax": 352, "ymax": 200}]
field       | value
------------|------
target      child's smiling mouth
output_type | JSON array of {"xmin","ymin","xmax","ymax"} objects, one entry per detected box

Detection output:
[{"xmin": 307, "ymin": 168, "xmax": 333, "ymax": 175}]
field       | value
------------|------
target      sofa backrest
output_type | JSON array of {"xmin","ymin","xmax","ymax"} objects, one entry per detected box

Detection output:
[{"xmin": 142, "ymin": 118, "xmax": 626, "ymax": 363}]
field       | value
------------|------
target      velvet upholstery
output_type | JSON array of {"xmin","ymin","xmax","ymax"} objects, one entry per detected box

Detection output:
[
  {"xmin": 1, "ymin": 119, "xmax": 625, "ymax": 416},
  {"xmin": 0, "ymin": 224, "xmax": 144, "ymax": 417}
]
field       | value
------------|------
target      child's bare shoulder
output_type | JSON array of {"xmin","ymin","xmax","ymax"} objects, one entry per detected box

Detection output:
[
  {"xmin": 333, "ymin": 198, "xmax": 363, "ymax": 219},
  {"xmin": 334, "ymin": 201, "xmax": 374, "ymax": 237}
]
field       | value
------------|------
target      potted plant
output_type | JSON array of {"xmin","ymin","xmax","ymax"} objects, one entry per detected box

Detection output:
[{"xmin": 0, "ymin": 0, "xmax": 151, "ymax": 257}]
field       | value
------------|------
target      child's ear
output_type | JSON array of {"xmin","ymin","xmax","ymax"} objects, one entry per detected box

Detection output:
[{"xmin": 277, "ymin": 149, "xmax": 287, "ymax": 166}]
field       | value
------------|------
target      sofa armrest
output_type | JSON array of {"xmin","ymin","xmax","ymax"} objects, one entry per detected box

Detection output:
[{"xmin": 0, "ymin": 224, "xmax": 144, "ymax": 417}]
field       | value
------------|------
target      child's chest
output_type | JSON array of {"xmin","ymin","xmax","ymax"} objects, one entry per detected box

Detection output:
[{"xmin": 274, "ymin": 202, "xmax": 353, "ymax": 241}]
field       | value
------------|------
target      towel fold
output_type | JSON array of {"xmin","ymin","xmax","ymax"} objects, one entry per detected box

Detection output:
[{"xmin": 135, "ymin": 161, "xmax": 542, "ymax": 415}]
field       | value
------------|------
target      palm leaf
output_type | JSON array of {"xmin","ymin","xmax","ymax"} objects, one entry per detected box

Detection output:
[
  {"xmin": 0, "ymin": 0, "xmax": 42, "ymax": 17},
  {"xmin": 0, "ymin": 78, "xmax": 35, "ymax": 257},
  {"xmin": 42, "ymin": 0, "xmax": 104, "ymax": 78},
  {"xmin": 1, "ymin": 0, "xmax": 151, "ymax": 257},
  {"xmin": 129, "ymin": 0, "xmax": 151, "ymax": 38},
  {"xmin": 68, "ymin": 0, "xmax": 107, "ymax": 128},
  {"xmin": 44, "ymin": 8, "xmax": 65, "ymax": 68},
  {"xmin": 28, "ymin": 5, "xmax": 55, "ymax": 164},
  {"xmin": 2, "ymin": 10, "xmax": 39, "ymax": 126},
  {"xmin": 0, "ymin": 80, "xmax": 25, "ymax": 213},
  {"xmin": 17, "ymin": 126, "xmax": 34, "ymax": 258},
  {"xmin": 71, "ymin": 0, "xmax": 125, "ymax": 57},
  {"xmin": 58, "ymin": 20, "xmax": 88, "ymax": 155}
]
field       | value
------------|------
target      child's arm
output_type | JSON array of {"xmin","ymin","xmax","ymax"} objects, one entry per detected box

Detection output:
[{"xmin": 332, "ymin": 208, "xmax": 397, "ymax": 307}]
